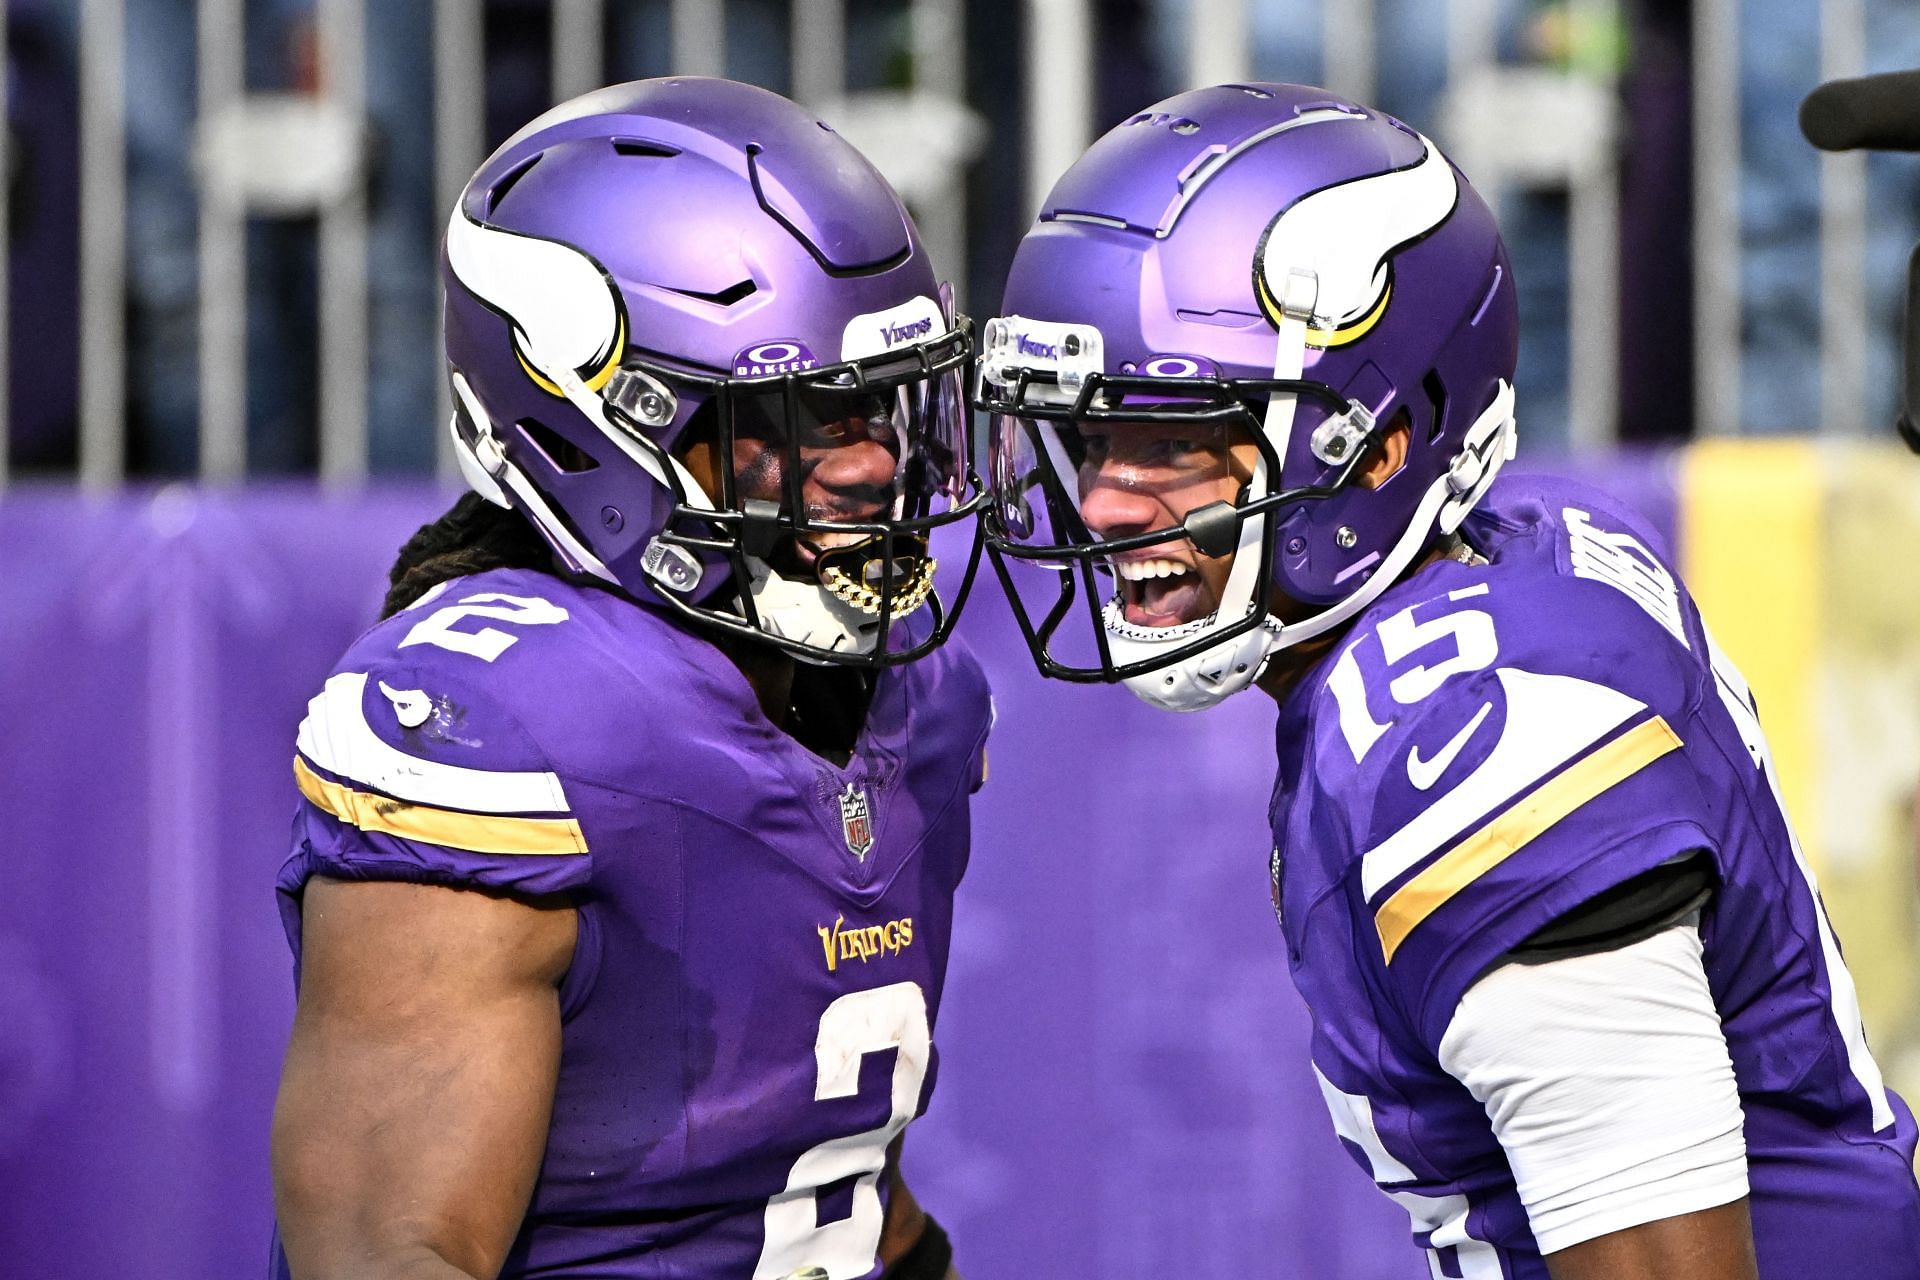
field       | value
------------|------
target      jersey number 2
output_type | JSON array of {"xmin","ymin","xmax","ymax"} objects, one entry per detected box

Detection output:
[
  {"xmin": 398, "ymin": 591, "xmax": 568, "ymax": 661},
  {"xmin": 755, "ymin": 982, "xmax": 932, "ymax": 1280}
]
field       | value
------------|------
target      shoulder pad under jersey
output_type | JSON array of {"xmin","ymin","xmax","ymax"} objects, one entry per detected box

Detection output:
[{"xmin": 284, "ymin": 570, "xmax": 607, "ymax": 901}]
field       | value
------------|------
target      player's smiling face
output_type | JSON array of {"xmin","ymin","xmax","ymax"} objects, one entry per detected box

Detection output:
[
  {"xmin": 729, "ymin": 389, "xmax": 903, "ymax": 578},
  {"xmin": 1073, "ymin": 419, "xmax": 1260, "ymax": 628},
  {"xmin": 680, "ymin": 387, "xmax": 909, "ymax": 586}
]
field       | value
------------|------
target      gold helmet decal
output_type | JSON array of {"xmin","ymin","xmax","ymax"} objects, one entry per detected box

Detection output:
[
  {"xmin": 1252, "ymin": 133, "xmax": 1460, "ymax": 349},
  {"xmin": 445, "ymin": 207, "xmax": 627, "ymax": 396}
]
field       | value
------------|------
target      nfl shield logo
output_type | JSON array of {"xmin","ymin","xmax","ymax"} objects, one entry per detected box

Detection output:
[{"xmin": 838, "ymin": 782, "xmax": 875, "ymax": 860}]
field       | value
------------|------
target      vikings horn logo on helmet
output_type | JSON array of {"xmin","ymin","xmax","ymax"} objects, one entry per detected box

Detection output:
[
  {"xmin": 1251, "ymin": 134, "xmax": 1460, "ymax": 349},
  {"xmin": 445, "ymin": 208, "xmax": 627, "ymax": 397}
]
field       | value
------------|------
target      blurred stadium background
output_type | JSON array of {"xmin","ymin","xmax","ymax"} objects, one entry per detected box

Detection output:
[{"xmin": 4, "ymin": 0, "xmax": 1920, "ymax": 1276}]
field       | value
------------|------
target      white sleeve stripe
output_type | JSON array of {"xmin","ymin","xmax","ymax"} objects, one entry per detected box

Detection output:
[
  {"xmin": 1361, "ymin": 668, "xmax": 1646, "ymax": 898},
  {"xmin": 1438, "ymin": 917, "xmax": 1749, "ymax": 1253},
  {"xmin": 296, "ymin": 672, "xmax": 570, "ymax": 815}
]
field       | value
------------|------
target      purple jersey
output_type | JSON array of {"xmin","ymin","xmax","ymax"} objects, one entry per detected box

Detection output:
[
  {"xmin": 1270, "ymin": 477, "xmax": 1920, "ymax": 1277},
  {"xmin": 273, "ymin": 567, "xmax": 991, "ymax": 1279}
]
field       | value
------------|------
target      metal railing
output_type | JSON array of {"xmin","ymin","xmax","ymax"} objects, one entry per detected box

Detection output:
[
  {"xmin": 45, "ymin": 0, "xmax": 986, "ymax": 489},
  {"xmin": 0, "ymin": 1, "xmax": 8, "ymax": 489},
  {"xmin": 78, "ymin": 0, "xmax": 128, "ymax": 488},
  {"xmin": 1, "ymin": 0, "xmax": 1900, "ymax": 488},
  {"xmin": 1816, "ymin": 0, "xmax": 1869, "ymax": 438}
]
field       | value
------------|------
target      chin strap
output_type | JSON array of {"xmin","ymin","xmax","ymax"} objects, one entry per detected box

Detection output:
[
  {"xmin": 1439, "ymin": 378, "xmax": 1516, "ymax": 533},
  {"xmin": 1264, "ymin": 378, "xmax": 1516, "ymax": 655},
  {"xmin": 450, "ymin": 372, "xmax": 617, "ymax": 582},
  {"xmin": 1110, "ymin": 268, "xmax": 1308, "ymax": 712}
]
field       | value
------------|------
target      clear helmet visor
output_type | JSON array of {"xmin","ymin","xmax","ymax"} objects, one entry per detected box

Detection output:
[
  {"xmin": 716, "ymin": 348, "xmax": 976, "ymax": 627},
  {"xmin": 986, "ymin": 402, "xmax": 1270, "ymax": 672},
  {"xmin": 729, "ymin": 361, "xmax": 970, "ymax": 514},
  {"xmin": 988, "ymin": 397, "xmax": 1252, "ymax": 554}
]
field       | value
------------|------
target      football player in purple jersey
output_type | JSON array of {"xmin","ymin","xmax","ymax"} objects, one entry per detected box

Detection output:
[
  {"xmin": 979, "ymin": 83, "xmax": 1920, "ymax": 1278},
  {"xmin": 269, "ymin": 78, "xmax": 988, "ymax": 1280}
]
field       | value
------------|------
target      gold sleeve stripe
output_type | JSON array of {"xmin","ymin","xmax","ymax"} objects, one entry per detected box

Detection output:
[
  {"xmin": 294, "ymin": 756, "xmax": 587, "ymax": 856},
  {"xmin": 1375, "ymin": 715, "xmax": 1683, "ymax": 965}
]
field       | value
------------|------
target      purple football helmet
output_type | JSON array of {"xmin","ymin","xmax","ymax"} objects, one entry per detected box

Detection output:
[
  {"xmin": 977, "ymin": 83, "xmax": 1518, "ymax": 710},
  {"xmin": 443, "ymin": 77, "xmax": 984, "ymax": 665}
]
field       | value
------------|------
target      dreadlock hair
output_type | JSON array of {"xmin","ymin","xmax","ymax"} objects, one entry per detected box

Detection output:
[{"xmin": 382, "ymin": 492, "xmax": 559, "ymax": 618}]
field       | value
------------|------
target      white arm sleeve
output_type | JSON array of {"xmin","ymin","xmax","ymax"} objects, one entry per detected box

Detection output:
[{"xmin": 1436, "ymin": 916, "xmax": 1748, "ymax": 1255}]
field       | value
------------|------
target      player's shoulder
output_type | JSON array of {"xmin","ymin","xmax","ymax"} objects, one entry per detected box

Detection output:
[
  {"xmin": 308, "ymin": 567, "xmax": 710, "ymax": 791},
  {"xmin": 1285, "ymin": 478, "xmax": 1724, "ymax": 1026},
  {"xmin": 1299, "ymin": 475, "xmax": 1708, "ymax": 856},
  {"xmin": 1335, "ymin": 474, "xmax": 1702, "ymax": 706},
  {"xmin": 1469, "ymin": 472, "xmax": 1700, "ymax": 654},
  {"xmin": 287, "ymin": 568, "xmax": 637, "ymax": 898}
]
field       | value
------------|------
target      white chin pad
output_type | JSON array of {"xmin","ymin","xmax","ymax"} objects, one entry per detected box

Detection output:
[
  {"xmin": 1118, "ymin": 617, "xmax": 1282, "ymax": 712},
  {"xmin": 746, "ymin": 560, "xmax": 887, "ymax": 661}
]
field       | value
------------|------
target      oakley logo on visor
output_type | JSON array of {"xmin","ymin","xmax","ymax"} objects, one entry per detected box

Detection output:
[
  {"xmin": 733, "ymin": 341, "xmax": 821, "ymax": 376},
  {"xmin": 1138, "ymin": 354, "xmax": 1219, "ymax": 379}
]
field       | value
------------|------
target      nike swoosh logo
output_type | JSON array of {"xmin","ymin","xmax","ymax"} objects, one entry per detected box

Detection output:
[
  {"xmin": 1408, "ymin": 701, "xmax": 1493, "ymax": 791},
  {"xmin": 378, "ymin": 680, "xmax": 434, "ymax": 730}
]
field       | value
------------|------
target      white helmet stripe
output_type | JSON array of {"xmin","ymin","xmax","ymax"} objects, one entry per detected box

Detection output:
[
  {"xmin": 445, "ymin": 208, "xmax": 623, "ymax": 382},
  {"xmin": 1254, "ymin": 133, "xmax": 1459, "ymax": 336}
]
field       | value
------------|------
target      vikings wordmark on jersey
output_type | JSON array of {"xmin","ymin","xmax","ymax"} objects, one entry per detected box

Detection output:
[
  {"xmin": 275, "ymin": 568, "xmax": 991, "ymax": 1280},
  {"xmin": 818, "ymin": 915, "xmax": 914, "ymax": 973},
  {"xmin": 1269, "ymin": 477, "xmax": 1920, "ymax": 1278}
]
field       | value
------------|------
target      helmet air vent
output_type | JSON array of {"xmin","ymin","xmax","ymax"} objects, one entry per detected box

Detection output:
[
  {"xmin": 744, "ymin": 142, "xmax": 913, "ymax": 274},
  {"xmin": 487, "ymin": 154, "xmax": 542, "ymax": 213},
  {"xmin": 1422, "ymin": 370, "xmax": 1450, "ymax": 443},
  {"xmin": 1174, "ymin": 306, "xmax": 1266, "ymax": 330},
  {"xmin": 610, "ymin": 137, "xmax": 682, "ymax": 158},
  {"xmin": 1292, "ymin": 100, "xmax": 1368, "ymax": 120},
  {"xmin": 664, "ymin": 278, "xmax": 759, "ymax": 306},
  {"xmin": 1045, "ymin": 210, "xmax": 1134, "ymax": 231},
  {"xmin": 516, "ymin": 418, "xmax": 601, "ymax": 474}
]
